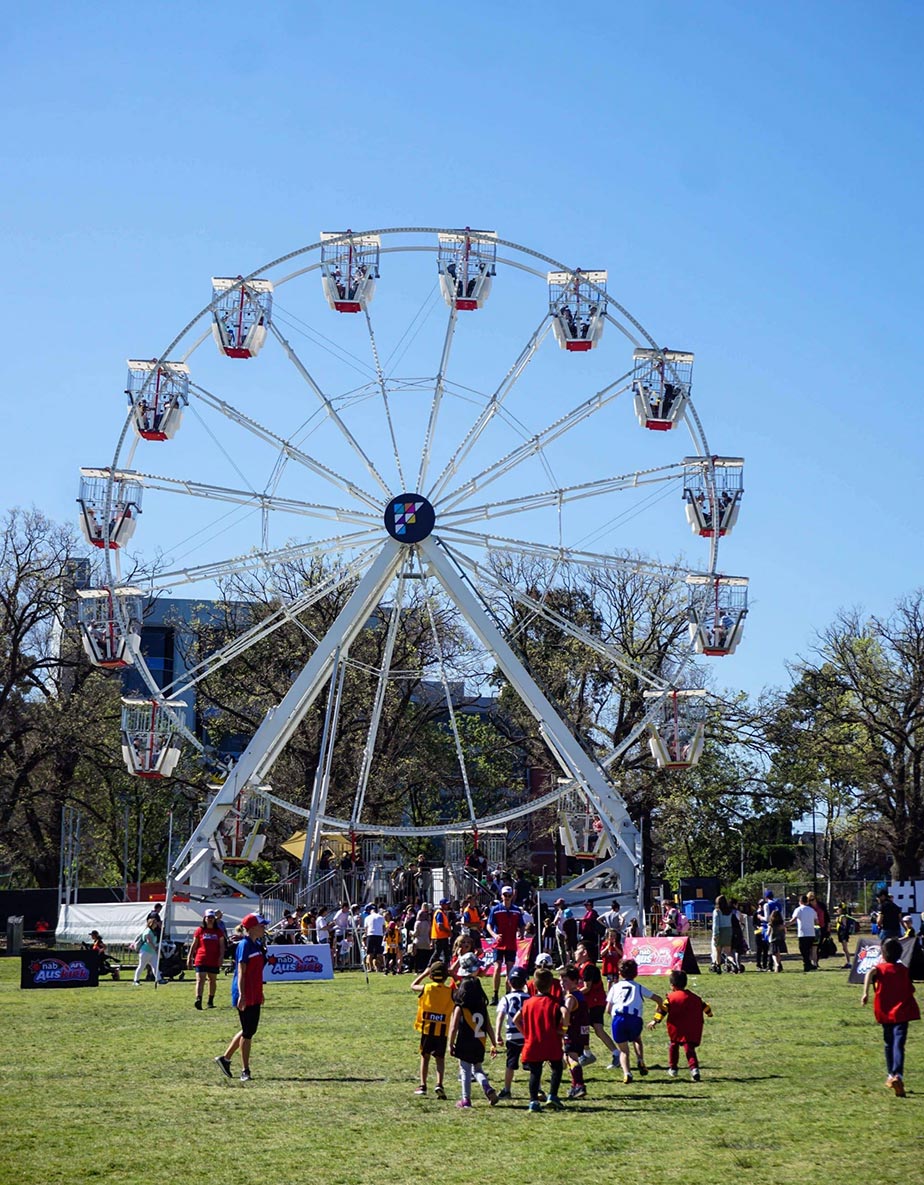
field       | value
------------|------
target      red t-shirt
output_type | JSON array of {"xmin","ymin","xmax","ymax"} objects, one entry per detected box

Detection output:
[
  {"xmin": 192, "ymin": 926, "xmax": 224, "ymax": 968},
  {"xmin": 664, "ymin": 988, "xmax": 709, "ymax": 1046},
  {"xmin": 874, "ymin": 960, "xmax": 921, "ymax": 1024},
  {"xmin": 528, "ymin": 977, "xmax": 562, "ymax": 1003},
  {"xmin": 580, "ymin": 977, "xmax": 607, "ymax": 1010},
  {"xmin": 518, "ymin": 994, "xmax": 564, "ymax": 1062}
]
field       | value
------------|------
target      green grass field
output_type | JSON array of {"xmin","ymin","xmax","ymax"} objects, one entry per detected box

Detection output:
[{"xmin": 1, "ymin": 952, "xmax": 920, "ymax": 1185}]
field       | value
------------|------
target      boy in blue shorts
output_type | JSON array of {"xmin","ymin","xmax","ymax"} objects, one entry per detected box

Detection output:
[{"xmin": 605, "ymin": 957, "xmax": 663, "ymax": 1083}]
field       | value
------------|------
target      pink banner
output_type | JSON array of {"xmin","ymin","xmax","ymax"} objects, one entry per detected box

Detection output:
[
  {"xmin": 476, "ymin": 936, "xmax": 534, "ymax": 975},
  {"xmin": 623, "ymin": 935, "xmax": 689, "ymax": 976}
]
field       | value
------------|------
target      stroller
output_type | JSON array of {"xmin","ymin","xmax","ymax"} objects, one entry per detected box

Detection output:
[
  {"xmin": 81, "ymin": 942, "xmax": 121, "ymax": 980},
  {"xmin": 157, "ymin": 939, "xmax": 188, "ymax": 981}
]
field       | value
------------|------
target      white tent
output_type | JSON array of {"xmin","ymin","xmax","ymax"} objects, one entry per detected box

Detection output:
[{"xmin": 56, "ymin": 898, "xmax": 288, "ymax": 946}]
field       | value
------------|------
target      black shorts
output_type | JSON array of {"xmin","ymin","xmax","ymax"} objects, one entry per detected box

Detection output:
[
  {"xmin": 588, "ymin": 1004, "xmax": 605, "ymax": 1026},
  {"xmin": 564, "ymin": 1041, "xmax": 587, "ymax": 1057},
  {"xmin": 366, "ymin": 935, "xmax": 383, "ymax": 955},
  {"xmin": 420, "ymin": 1033, "xmax": 447, "ymax": 1057},
  {"xmin": 238, "ymin": 1004, "xmax": 261, "ymax": 1039},
  {"xmin": 505, "ymin": 1042, "xmax": 525, "ymax": 1070},
  {"xmin": 494, "ymin": 948, "xmax": 516, "ymax": 968},
  {"xmin": 195, "ymin": 964, "xmax": 221, "ymax": 976}
]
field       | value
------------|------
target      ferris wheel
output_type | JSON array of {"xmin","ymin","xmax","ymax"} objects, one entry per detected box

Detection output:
[{"xmin": 75, "ymin": 227, "xmax": 747, "ymax": 903}]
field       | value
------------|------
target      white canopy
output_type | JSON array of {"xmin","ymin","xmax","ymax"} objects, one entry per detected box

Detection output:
[{"xmin": 55, "ymin": 899, "xmax": 287, "ymax": 946}]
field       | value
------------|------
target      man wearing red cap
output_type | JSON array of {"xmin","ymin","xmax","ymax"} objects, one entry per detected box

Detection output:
[{"xmin": 215, "ymin": 913, "xmax": 268, "ymax": 1082}]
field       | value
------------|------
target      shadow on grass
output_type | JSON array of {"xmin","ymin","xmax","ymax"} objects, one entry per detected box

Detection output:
[{"xmin": 261, "ymin": 1074, "xmax": 388, "ymax": 1083}]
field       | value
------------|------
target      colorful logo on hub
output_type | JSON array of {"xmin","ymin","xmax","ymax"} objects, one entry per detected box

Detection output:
[{"xmin": 384, "ymin": 493, "xmax": 435, "ymax": 544}]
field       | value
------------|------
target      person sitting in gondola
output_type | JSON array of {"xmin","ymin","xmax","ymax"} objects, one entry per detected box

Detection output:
[
  {"xmin": 466, "ymin": 261, "xmax": 486, "ymax": 298},
  {"xmin": 662, "ymin": 382, "xmax": 678, "ymax": 417},
  {"xmin": 560, "ymin": 305, "xmax": 577, "ymax": 338},
  {"xmin": 445, "ymin": 261, "xmax": 461, "ymax": 294},
  {"xmin": 711, "ymin": 610, "xmax": 733, "ymax": 649},
  {"xmin": 581, "ymin": 306, "xmax": 598, "ymax": 339},
  {"xmin": 349, "ymin": 264, "xmax": 366, "ymax": 300}
]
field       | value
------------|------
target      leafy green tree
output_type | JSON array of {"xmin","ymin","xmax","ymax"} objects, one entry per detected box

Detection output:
[{"xmin": 778, "ymin": 593, "xmax": 924, "ymax": 879}]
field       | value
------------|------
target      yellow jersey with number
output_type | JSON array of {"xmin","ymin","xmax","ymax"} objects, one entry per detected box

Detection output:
[{"xmin": 415, "ymin": 981, "xmax": 454, "ymax": 1036}]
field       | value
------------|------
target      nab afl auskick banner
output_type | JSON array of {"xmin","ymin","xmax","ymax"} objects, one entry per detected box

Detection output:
[{"xmin": 21, "ymin": 949, "xmax": 100, "ymax": 989}]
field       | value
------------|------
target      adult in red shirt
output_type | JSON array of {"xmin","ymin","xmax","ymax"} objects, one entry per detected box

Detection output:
[
  {"xmin": 515, "ymin": 967, "xmax": 565, "ymax": 1111},
  {"xmin": 487, "ymin": 886, "xmax": 524, "ymax": 1004},
  {"xmin": 861, "ymin": 936, "xmax": 921, "ymax": 1096},
  {"xmin": 187, "ymin": 909, "xmax": 225, "ymax": 1010}
]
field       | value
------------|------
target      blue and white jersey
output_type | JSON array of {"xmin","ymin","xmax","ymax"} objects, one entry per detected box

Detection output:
[
  {"xmin": 606, "ymin": 979, "xmax": 654, "ymax": 1017},
  {"xmin": 496, "ymin": 989, "xmax": 530, "ymax": 1044}
]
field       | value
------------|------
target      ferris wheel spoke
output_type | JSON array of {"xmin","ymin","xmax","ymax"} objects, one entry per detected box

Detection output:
[
  {"xmin": 190, "ymin": 383, "xmax": 382, "ymax": 512},
  {"xmin": 427, "ymin": 315, "xmax": 555, "ymax": 503},
  {"xmin": 436, "ymin": 370, "xmax": 634, "ymax": 513},
  {"xmin": 438, "ymin": 525, "xmax": 694, "ymax": 581},
  {"xmin": 415, "ymin": 305, "xmax": 459, "ymax": 492},
  {"xmin": 362, "ymin": 306, "xmax": 407, "ymax": 492},
  {"xmin": 421, "ymin": 573, "xmax": 477, "ymax": 828},
  {"xmin": 134, "ymin": 471, "xmax": 379, "ymax": 528},
  {"xmin": 350, "ymin": 571, "xmax": 408, "ymax": 829},
  {"xmin": 151, "ymin": 529, "xmax": 382, "ymax": 591},
  {"xmin": 439, "ymin": 539, "xmax": 672, "ymax": 692},
  {"xmin": 160, "ymin": 544, "xmax": 382, "ymax": 702},
  {"xmin": 270, "ymin": 322, "xmax": 392, "ymax": 498},
  {"xmin": 437, "ymin": 464, "xmax": 685, "ymax": 528}
]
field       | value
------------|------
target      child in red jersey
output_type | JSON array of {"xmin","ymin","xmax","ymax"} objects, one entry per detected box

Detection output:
[
  {"xmin": 600, "ymin": 929, "xmax": 623, "ymax": 986},
  {"xmin": 527, "ymin": 952, "xmax": 563, "ymax": 1003},
  {"xmin": 579, "ymin": 960, "xmax": 616, "ymax": 1064},
  {"xmin": 647, "ymin": 969, "xmax": 712, "ymax": 1081},
  {"xmin": 861, "ymin": 936, "xmax": 920, "ymax": 1097},
  {"xmin": 515, "ymin": 966, "xmax": 565, "ymax": 1112}
]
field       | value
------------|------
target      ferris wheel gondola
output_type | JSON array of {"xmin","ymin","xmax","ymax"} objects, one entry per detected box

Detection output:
[{"xmin": 82, "ymin": 226, "xmax": 747, "ymax": 907}]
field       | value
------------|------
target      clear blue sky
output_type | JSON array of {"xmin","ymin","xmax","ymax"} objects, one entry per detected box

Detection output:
[{"xmin": 2, "ymin": 2, "xmax": 922, "ymax": 701}]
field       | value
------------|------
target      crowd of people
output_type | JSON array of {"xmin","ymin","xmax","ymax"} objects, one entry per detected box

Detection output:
[{"xmin": 407, "ymin": 938, "xmax": 715, "ymax": 1110}]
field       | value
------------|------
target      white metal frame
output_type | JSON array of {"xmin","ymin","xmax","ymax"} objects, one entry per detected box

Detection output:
[{"xmin": 84, "ymin": 227, "xmax": 743, "ymax": 921}]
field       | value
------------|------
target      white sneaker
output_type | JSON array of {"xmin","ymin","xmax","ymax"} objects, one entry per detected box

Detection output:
[
  {"xmin": 579, "ymin": 1051, "xmax": 596, "ymax": 1067},
  {"xmin": 667, "ymin": 1068, "xmax": 678, "ymax": 1078}
]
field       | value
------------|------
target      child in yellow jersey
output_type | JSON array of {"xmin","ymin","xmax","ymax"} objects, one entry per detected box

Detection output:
[
  {"xmin": 385, "ymin": 921, "xmax": 403, "ymax": 975},
  {"xmin": 411, "ymin": 960, "xmax": 453, "ymax": 1098}
]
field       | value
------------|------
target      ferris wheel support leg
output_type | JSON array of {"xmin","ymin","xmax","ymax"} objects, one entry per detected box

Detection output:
[
  {"xmin": 420, "ymin": 537, "xmax": 641, "ymax": 904},
  {"xmin": 167, "ymin": 542, "xmax": 405, "ymax": 900}
]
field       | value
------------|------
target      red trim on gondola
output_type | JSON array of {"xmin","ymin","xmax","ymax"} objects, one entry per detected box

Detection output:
[
  {"xmin": 565, "ymin": 340, "xmax": 592, "ymax": 352},
  {"xmin": 222, "ymin": 347, "xmax": 253, "ymax": 359},
  {"xmin": 139, "ymin": 431, "xmax": 169, "ymax": 441},
  {"xmin": 455, "ymin": 298, "xmax": 478, "ymax": 311},
  {"xmin": 644, "ymin": 419, "xmax": 673, "ymax": 431},
  {"xmin": 98, "ymin": 659, "xmax": 128, "ymax": 670},
  {"xmin": 334, "ymin": 300, "xmax": 362, "ymax": 313},
  {"xmin": 702, "ymin": 647, "xmax": 729, "ymax": 657}
]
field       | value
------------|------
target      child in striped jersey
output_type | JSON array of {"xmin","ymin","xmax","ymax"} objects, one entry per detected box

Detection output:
[{"xmin": 495, "ymin": 965, "xmax": 530, "ymax": 1099}]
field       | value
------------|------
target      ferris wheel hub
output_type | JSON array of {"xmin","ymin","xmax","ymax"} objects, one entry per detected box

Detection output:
[{"xmin": 384, "ymin": 493, "xmax": 435, "ymax": 543}]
